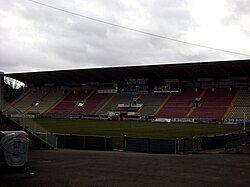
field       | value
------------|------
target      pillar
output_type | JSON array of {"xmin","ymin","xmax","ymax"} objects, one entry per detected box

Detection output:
[{"xmin": 0, "ymin": 72, "xmax": 4, "ymax": 112}]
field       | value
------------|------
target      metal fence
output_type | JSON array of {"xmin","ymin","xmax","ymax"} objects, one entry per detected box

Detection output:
[
  {"xmin": 123, "ymin": 132, "xmax": 248, "ymax": 154},
  {"xmin": 3, "ymin": 113, "xmax": 249, "ymax": 153},
  {"xmin": 177, "ymin": 136, "xmax": 203, "ymax": 154},
  {"xmin": 54, "ymin": 133, "xmax": 113, "ymax": 151},
  {"xmin": 10, "ymin": 117, "xmax": 58, "ymax": 149},
  {"xmin": 201, "ymin": 134, "xmax": 226, "ymax": 150},
  {"xmin": 225, "ymin": 130, "xmax": 250, "ymax": 149},
  {"xmin": 123, "ymin": 136, "xmax": 177, "ymax": 154}
]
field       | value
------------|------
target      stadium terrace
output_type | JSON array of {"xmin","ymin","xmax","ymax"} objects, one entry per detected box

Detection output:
[{"xmin": 1, "ymin": 59, "xmax": 250, "ymax": 123}]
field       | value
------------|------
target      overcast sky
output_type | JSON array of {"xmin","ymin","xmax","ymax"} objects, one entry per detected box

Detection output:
[{"xmin": 0, "ymin": 0, "xmax": 250, "ymax": 73}]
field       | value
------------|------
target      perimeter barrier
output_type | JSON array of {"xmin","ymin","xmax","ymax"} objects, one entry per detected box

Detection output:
[
  {"xmin": 53, "ymin": 133, "xmax": 113, "ymax": 151},
  {"xmin": 177, "ymin": 136, "xmax": 203, "ymax": 154},
  {"xmin": 201, "ymin": 134, "xmax": 226, "ymax": 150},
  {"xmin": 123, "ymin": 136, "xmax": 176, "ymax": 154},
  {"xmin": 225, "ymin": 130, "xmax": 250, "ymax": 149}
]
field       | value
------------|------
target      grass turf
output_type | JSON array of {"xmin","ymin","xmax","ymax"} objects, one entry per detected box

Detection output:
[{"xmin": 34, "ymin": 119, "xmax": 249, "ymax": 149}]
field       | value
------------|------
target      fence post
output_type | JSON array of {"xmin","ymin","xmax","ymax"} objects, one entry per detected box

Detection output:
[
  {"xmin": 123, "ymin": 135, "xmax": 127, "ymax": 152},
  {"xmin": 64, "ymin": 134, "xmax": 67, "ymax": 148},
  {"xmin": 223, "ymin": 133, "xmax": 226, "ymax": 148},
  {"xmin": 46, "ymin": 133, "xmax": 48, "ymax": 146},
  {"xmin": 175, "ymin": 138, "xmax": 179, "ymax": 154},
  {"xmin": 104, "ymin": 136, "xmax": 107, "ymax": 151},
  {"xmin": 55, "ymin": 136, "xmax": 58, "ymax": 149},
  {"xmin": 202, "ymin": 136, "xmax": 207, "ymax": 150},
  {"xmin": 183, "ymin": 139, "xmax": 185, "ymax": 154},
  {"xmin": 147, "ymin": 138, "xmax": 150, "ymax": 153},
  {"xmin": 110, "ymin": 136, "xmax": 113, "ymax": 150},
  {"xmin": 83, "ymin": 136, "xmax": 86, "ymax": 150},
  {"xmin": 193, "ymin": 136, "xmax": 197, "ymax": 153}
]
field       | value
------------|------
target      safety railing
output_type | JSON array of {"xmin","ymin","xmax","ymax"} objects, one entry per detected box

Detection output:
[{"xmin": 10, "ymin": 116, "xmax": 57, "ymax": 149}]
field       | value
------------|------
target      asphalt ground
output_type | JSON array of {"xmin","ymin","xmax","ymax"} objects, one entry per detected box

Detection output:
[{"xmin": 0, "ymin": 149, "xmax": 250, "ymax": 187}]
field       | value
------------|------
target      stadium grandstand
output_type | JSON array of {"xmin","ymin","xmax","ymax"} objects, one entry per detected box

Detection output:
[{"xmin": 1, "ymin": 59, "xmax": 250, "ymax": 124}]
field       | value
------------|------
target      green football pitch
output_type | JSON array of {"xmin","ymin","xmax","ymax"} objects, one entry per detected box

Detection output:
[{"xmin": 34, "ymin": 118, "xmax": 249, "ymax": 149}]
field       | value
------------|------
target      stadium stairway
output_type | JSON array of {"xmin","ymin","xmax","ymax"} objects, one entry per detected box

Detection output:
[
  {"xmin": 70, "ymin": 91, "xmax": 110, "ymax": 115},
  {"xmin": 2, "ymin": 91, "xmax": 31, "ymax": 114},
  {"xmin": 155, "ymin": 88, "xmax": 202, "ymax": 118},
  {"xmin": 70, "ymin": 90, "xmax": 95, "ymax": 114},
  {"xmin": 185, "ymin": 89, "xmax": 207, "ymax": 118},
  {"xmin": 223, "ymin": 89, "xmax": 240, "ymax": 119},
  {"xmin": 14, "ymin": 91, "xmax": 48, "ymax": 113},
  {"xmin": 138, "ymin": 93, "xmax": 166, "ymax": 116},
  {"xmin": 95, "ymin": 94, "xmax": 116, "ymax": 114},
  {"xmin": 226, "ymin": 89, "xmax": 250, "ymax": 120},
  {"xmin": 44, "ymin": 91, "xmax": 71, "ymax": 114},
  {"xmin": 191, "ymin": 88, "xmax": 237, "ymax": 120},
  {"xmin": 47, "ymin": 90, "xmax": 91, "ymax": 116},
  {"xmin": 24, "ymin": 91, "xmax": 50, "ymax": 113},
  {"xmin": 153, "ymin": 94, "xmax": 171, "ymax": 116},
  {"xmin": 24, "ymin": 91, "xmax": 65, "ymax": 115},
  {"xmin": 0, "ymin": 113, "xmax": 57, "ymax": 149}
]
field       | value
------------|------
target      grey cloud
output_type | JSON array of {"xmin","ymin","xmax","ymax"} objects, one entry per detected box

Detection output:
[
  {"xmin": 224, "ymin": 0, "xmax": 250, "ymax": 36},
  {"xmin": 0, "ymin": 0, "xmax": 249, "ymax": 73}
]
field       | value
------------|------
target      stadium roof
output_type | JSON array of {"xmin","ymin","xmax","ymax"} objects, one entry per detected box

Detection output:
[{"xmin": 5, "ymin": 59, "xmax": 250, "ymax": 85}]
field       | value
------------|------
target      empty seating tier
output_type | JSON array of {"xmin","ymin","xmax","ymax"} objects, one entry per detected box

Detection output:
[
  {"xmin": 47, "ymin": 90, "xmax": 90, "ymax": 116},
  {"xmin": 27, "ymin": 91, "xmax": 64, "ymax": 114},
  {"xmin": 99, "ymin": 93, "xmax": 139, "ymax": 115},
  {"xmin": 3, "ymin": 91, "xmax": 48, "ymax": 114},
  {"xmin": 191, "ymin": 88, "xmax": 237, "ymax": 120},
  {"xmin": 227, "ymin": 90, "xmax": 250, "ymax": 120},
  {"xmin": 156, "ymin": 88, "xmax": 202, "ymax": 118},
  {"xmin": 71, "ymin": 92, "xmax": 110, "ymax": 115},
  {"xmin": 140, "ymin": 93, "xmax": 167, "ymax": 116}
]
